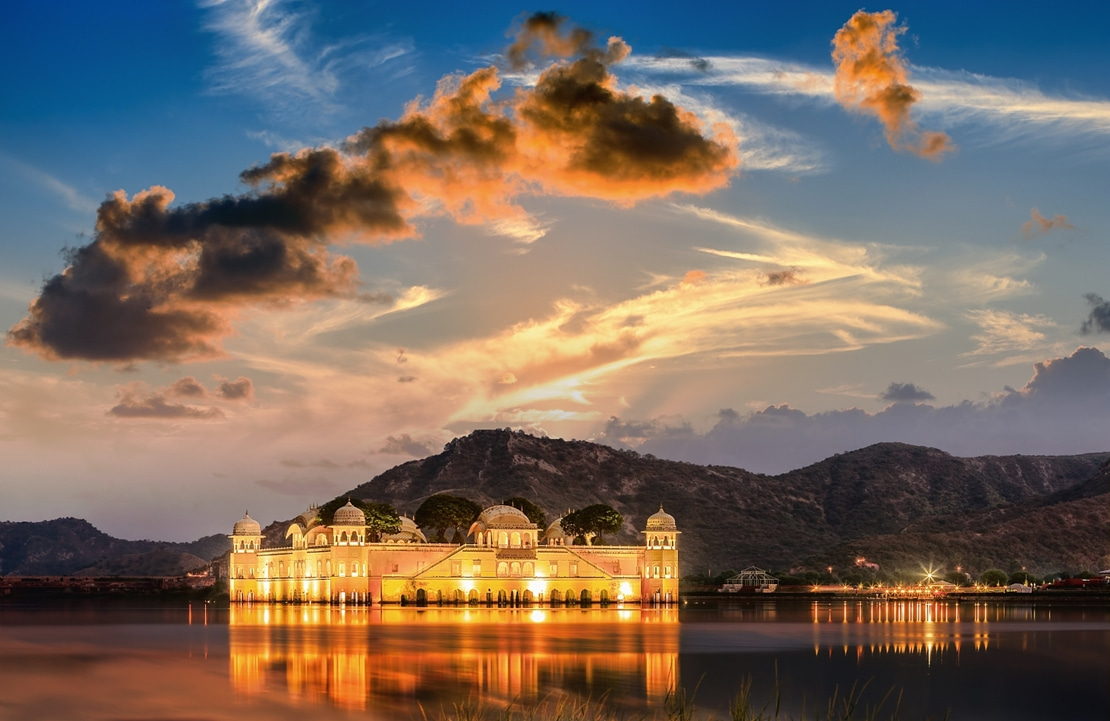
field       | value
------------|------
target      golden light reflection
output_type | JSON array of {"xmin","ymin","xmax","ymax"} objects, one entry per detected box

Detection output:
[
  {"xmin": 229, "ymin": 606, "xmax": 679, "ymax": 715},
  {"xmin": 808, "ymin": 600, "xmax": 997, "ymax": 663}
]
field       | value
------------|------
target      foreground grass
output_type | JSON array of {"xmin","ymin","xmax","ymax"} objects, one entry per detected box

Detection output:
[{"xmin": 421, "ymin": 679, "xmax": 950, "ymax": 721}]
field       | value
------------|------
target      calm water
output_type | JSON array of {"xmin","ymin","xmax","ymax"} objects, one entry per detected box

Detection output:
[{"xmin": 0, "ymin": 599, "xmax": 1106, "ymax": 720}]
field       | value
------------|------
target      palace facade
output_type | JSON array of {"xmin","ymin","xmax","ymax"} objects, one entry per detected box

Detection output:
[{"xmin": 229, "ymin": 502, "xmax": 679, "ymax": 605}]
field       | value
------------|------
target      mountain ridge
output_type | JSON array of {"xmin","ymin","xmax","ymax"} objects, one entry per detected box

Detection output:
[{"xmin": 342, "ymin": 430, "xmax": 1108, "ymax": 575}]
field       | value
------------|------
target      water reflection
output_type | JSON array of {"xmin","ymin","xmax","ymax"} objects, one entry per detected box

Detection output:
[{"xmin": 228, "ymin": 605, "xmax": 679, "ymax": 716}]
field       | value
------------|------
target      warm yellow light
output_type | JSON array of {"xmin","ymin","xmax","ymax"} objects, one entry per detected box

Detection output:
[
  {"xmin": 528, "ymin": 579, "xmax": 547, "ymax": 596},
  {"xmin": 619, "ymin": 582, "xmax": 633, "ymax": 597},
  {"xmin": 530, "ymin": 610, "xmax": 546, "ymax": 623}
]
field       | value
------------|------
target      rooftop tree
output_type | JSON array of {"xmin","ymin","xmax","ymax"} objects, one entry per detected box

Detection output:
[
  {"xmin": 502, "ymin": 496, "xmax": 547, "ymax": 530},
  {"xmin": 415, "ymin": 494, "xmax": 482, "ymax": 543}
]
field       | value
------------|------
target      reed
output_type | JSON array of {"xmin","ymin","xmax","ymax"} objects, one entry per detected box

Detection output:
[{"xmin": 421, "ymin": 677, "xmax": 950, "ymax": 721}]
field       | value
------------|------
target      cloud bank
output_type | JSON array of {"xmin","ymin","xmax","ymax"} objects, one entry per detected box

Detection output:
[{"xmin": 602, "ymin": 347, "xmax": 1110, "ymax": 473}]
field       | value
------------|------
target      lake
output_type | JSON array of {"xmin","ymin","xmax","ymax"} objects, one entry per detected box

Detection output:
[{"xmin": 0, "ymin": 599, "xmax": 1106, "ymax": 720}]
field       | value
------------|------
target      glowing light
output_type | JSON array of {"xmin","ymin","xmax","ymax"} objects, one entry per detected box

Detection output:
[
  {"xmin": 530, "ymin": 610, "xmax": 547, "ymax": 623},
  {"xmin": 619, "ymin": 582, "xmax": 633, "ymax": 597}
]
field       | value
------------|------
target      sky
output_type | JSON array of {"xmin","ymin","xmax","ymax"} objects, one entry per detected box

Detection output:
[{"xmin": 1, "ymin": 1, "xmax": 1108, "ymax": 542}]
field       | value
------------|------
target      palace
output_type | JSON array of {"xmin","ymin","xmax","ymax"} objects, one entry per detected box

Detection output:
[{"xmin": 229, "ymin": 502, "xmax": 679, "ymax": 605}]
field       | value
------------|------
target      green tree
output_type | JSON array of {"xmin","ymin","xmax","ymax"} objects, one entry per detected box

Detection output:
[
  {"xmin": 1008, "ymin": 570, "xmax": 1042, "ymax": 586},
  {"xmin": 979, "ymin": 568, "xmax": 1009, "ymax": 586},
  {"xmin": 363, "ymin": 502, "xmax": 402, "ymax": 542},
  {"xmin": 316, "ymin": 498, "xmax": 401, "ymax": 541},
  {"xmin": 502, "ymin": 496, "xmax": 547, "ymax": 529},
  {"xmin": 944, "ymin": 571, "xmax": 970, "ymax": 587},
  {"xmin": 561, "ymin": 504, "xmax": 624, "ymax": 545},
  {"xmin": 414, "ymin": 495, "xmax": 481, "ymax": 543}
]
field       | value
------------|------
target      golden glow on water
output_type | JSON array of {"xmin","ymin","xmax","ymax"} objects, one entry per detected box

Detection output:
[
  {"xmin": 808, "ymin": 600, "xmax": 1002, "ymax": 664},
  {"xmin": 228, "ymin": 606, "xmax": 679, "ymax": 715}
]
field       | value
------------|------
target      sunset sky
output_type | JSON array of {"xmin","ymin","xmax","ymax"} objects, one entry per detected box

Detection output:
[{"xmin": 2, "ymin": 1, "xmax": 1108, "ymax": 542}]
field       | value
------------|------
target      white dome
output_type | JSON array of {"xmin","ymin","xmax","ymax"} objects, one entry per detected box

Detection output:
[
  {"xmin": 475, "ymin": 504, "xmax": 533, "ymax": 528},
  {"xmin": 333, "ymin": 500, "xmax": 366, "ymax": 526},
  {"xmin": 383, "ymin": 516, "xmax": 427, "ymax": 543},
  {"xmin": 233, "ymin": 512, "xmax": 260, "ymax": 536},
  {"xmin": 467, "ymin": 504, "xmax": 535, "ymax": 538},
  {"xmin": 645, "ymin": 505, "xmax": 676, "ymax": 531},
  {"xmin": 543, "ymin": 517, "xmax": 567, "ymax": 542}
]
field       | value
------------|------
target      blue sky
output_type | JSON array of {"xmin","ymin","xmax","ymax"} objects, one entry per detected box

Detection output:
[{"xmin": 1, "ymin": 1, "xmax": 1108, "ymax": 540}]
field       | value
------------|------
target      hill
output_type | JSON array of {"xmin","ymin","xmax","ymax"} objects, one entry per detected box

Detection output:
[
  {"xmin": 342, "ymin": 430, "xmax": 1109, "ymax": 576},
  {"xmin": 0, "ymin": 517, "xmax": 229, "ymax": 576}
]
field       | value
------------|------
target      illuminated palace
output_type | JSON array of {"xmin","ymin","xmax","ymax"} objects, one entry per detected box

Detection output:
[{"xmin": 229, "ymin": 503, "xmax": 680, "ymax": 605}]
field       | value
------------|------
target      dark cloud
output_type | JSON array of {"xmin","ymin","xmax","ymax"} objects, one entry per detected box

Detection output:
[
  {"xmin": 654, "ymin": 48, "xmax": 712, "ymax": 73},
  {"xmin": 1005, "ymin": 346, "xmax": 1110, "ymax": 401},
  {"xmin": 506, "ymin": 12, "xmax": 597, "ymax": 69},
  {"xmin": 166, "ymin": 376, "xmax": 208, "ymax": 398},
  {"xmin": 107, "ymin": 386, "xmax": 223, "ymax": 420},
  {"xmin": 602, "ymin": 348, "xmax": 1110, "ymax": 474},
  {"xmin": 1080, "ymin": 293, "xmax": 1110, "ymax": 335},
  {"xmin": 880, "ymin": 382, "xmax": 935, "ymax": 402},
  {"xmin": 832, "ymin": 10, "xmax": 954, "ymax": 160},
  {"xmin": 763, "ymin": 269, "xmax": 804, "ymax": 286},
  {"xmin": 1021, "ymin": 208, "xmax": 1075, "ymax": 238},
  {"xmin": 397, "ymin": 375, "xmax": 416, "ymax": 383},
  {"xmin": 378, "ymin": 433, "xmax": 433, "ymax": 456},
  {"xmin": 8, "ymin": 15, "xmax": 736, "ymax": 364},
  {"xmin": 216, "ymin": 376, "xmax": 254, "ymax": 400}
]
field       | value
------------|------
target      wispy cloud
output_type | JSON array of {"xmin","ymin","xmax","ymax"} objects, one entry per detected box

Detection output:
[
  {"xmin": 962, "ymin": 309, "xmax": 1058, "ymax": 362},
  {"xmin": 0, "ymin": 152, "xmax": 98, "ymax": 213},
  {"xmin": 626, "ymin": 55, "xmax": 1110, "ymax": 150},
  {"xmin": 198, "ymin": 0, "xmax": 412, "ymax": 114}
]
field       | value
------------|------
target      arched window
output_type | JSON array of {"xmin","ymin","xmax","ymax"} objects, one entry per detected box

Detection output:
[
  {"xmin": 339, "ymin": 562, "xmax": 346, "ymax": 577},
  {"xmin": 523, "ymin": 562, "xmax": 534, "ymax": 577},
  {"xmin": 510, "ymin": 562, "xmax": 521, "ymax": 577},
  {"xmin": 237, "ymin": 568, "xmax": 243, "ymax": 579},
  {"xmin": 510, "ymin": 532, "xmax": 521, "ymax": 548},
  {"xmin": 326, "ymin": 560, "xmax": 332, "ymax": 576},
  {"xmin": 497, "ymin": 561, "xmax": 508, "ymax": 577},
  {"xmin": 498, "ymin": 532, "xmax": 509, "ymax": 548},
  {"xmin": 249, "ymin": 567, "xmax": 254, "ymax": 578},
  {"xmin": 523, "ymin": 533, "xmax": 532, "ymax": 549}
]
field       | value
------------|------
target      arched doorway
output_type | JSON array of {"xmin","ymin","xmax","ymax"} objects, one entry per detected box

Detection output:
[
  {"xmin": 522, "ymin": 589, "xmax": 533, "ymax": 605},
  {"xmin": 468, "ymin": 589, "xmax": 480, "ymax": 605},
  {"xmin": 580, "ymin": 589, "xmax": 592, "ymax": 605},
  {"xmin": 600, "ymin": 589, "xmax": 609, "ymax": 605},
  {"xmin": 416, "ymin": 588, "xmax": 427, "ymax": 606}
]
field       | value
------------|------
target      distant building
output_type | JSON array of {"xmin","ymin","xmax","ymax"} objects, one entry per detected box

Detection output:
[
  {"xmin": 228, "ymin": 503, "xmax": 680, "ymax": 605},
  {"xmin": 719, "ymin": 567, "xmax": 779, "ymax": 593}
]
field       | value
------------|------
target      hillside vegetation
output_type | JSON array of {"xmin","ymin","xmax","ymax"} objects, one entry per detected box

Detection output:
[{"xmin": 0, "ymin": 517, "xmax": 228, "ymax": 576}]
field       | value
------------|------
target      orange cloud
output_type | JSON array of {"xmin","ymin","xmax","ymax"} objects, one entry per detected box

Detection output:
[
  {"xmin": 1021, "ymin": 208, "xmax": 1074, "ymax": 237},
  {"xmin": 7, "ymin": 13, "xmax": 737, "ymax": 363},
  {"xmin": 832, "ymin": 10, "xmax": 955, "ymax": 160}
]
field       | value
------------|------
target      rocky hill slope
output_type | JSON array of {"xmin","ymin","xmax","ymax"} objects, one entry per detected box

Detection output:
[
  {"xmin": 0, "ymin": 517, "xmax": 228, "ymax": 576},
  {"xmin": 343, "ymin": 430, "xmax": 1108, "ymax": 575}
]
